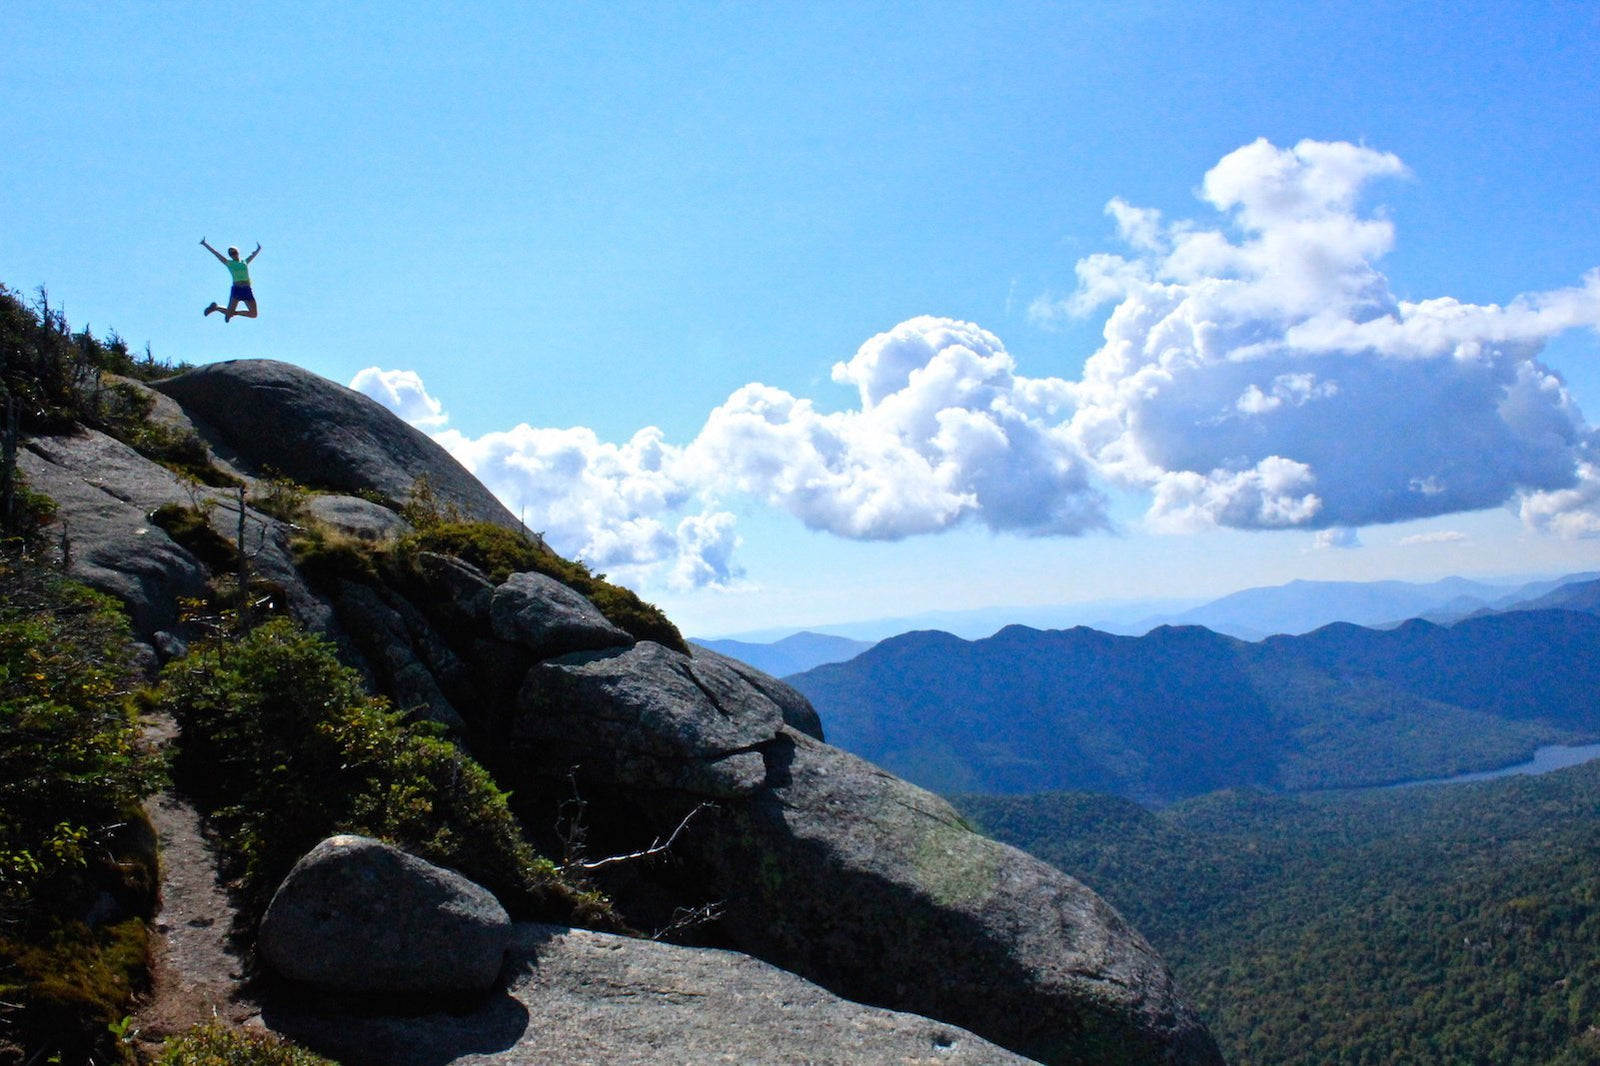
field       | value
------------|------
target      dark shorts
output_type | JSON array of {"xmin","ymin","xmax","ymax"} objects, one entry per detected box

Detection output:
[{"xmin": 230, "ymin": 283, "xmax": 255, "ymax": 303}]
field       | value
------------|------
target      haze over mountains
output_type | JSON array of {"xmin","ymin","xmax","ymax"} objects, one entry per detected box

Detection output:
[
  {"xmin": 697, "ymin": 571, "xmax": 1600, "ymax": 666},
  {"xmin": 1139, "ymin": 572, "xmax": 1600, "ymax": 640},
  {"xmin": 690, "ymin": 632, "xmax": 876, "ymax": 678}
]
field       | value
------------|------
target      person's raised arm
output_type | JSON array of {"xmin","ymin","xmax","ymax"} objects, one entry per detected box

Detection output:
[
  {"xmin": 246, "ymin": 242, "xmax": 262, "ymax": 263},
  {"xmin": 199, "ymin": 238, "xmax": 228, "ymax": 265}
]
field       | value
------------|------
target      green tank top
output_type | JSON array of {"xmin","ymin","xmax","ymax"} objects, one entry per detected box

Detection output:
[{"xmin": 227, "ymin": 259, "xmax": 251, "ymax": 284}]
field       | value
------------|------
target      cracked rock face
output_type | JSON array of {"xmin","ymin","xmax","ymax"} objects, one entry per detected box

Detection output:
[{"xmin": 516, "ymin": 642, "xmax": 783, "ymax": 798}]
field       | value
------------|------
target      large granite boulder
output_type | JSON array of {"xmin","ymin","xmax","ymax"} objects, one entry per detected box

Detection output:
[
  {"xmin": 264, "ymin": 922, "xmax": 1036, "ymax": 1065},
  {"xmin": 259, "ymin": 835, "xmax": 512, "ymax": 995},
  {"xmin": 688, "ymin": 730, "xmax": 1220, "ymax": 1064},
  {"xmin": 514, "ymin": 642, "xmax": 1223, "ymax": 1064},
  {"xmin": 490, "ymin": 571, "xmax": 635, "ymax": 658},
  {"xmin": 517, "ymin": 642, "xmax": 781, "ymax": 798},
  {"xmin": 690, "ymin": 644, "xmax": 825, "ymax": 741},
  {"xmin": 153, "ymin": 359, "xmax": 524, "ymax": 532}
]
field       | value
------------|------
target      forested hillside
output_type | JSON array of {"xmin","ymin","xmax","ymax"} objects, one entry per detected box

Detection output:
[
  {"xmin": 957, "ymin": 766, "xmax": 1600, "ymax": 1064},
  {"xmin": 791, "ymin": 616, "xmax": 1600, "ymax": 802}
]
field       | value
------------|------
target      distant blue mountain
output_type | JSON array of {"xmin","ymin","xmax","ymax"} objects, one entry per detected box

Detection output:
[
  {"xmin": 699, "ymin": 573, "xmax": 1600, "ymax": 647},
  {"xmin": 691, "ymin": 631, "xmax": 876, "ymax": 676},
  {"xmin": 789, "ymin": 610, "xmax": 1600, "ymax": 804},
  {"xmin": 1134, "ymin": 573, "xmax": 1600, "ymax": 639},
  {"xmin": 1481, "ymin": 576, "xmax": 1600, "ymax": 618}
]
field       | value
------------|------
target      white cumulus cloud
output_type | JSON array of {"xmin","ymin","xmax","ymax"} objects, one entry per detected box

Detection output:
[
  {"xmin": 354, "ymin": 137, "xmax": 1600, "ymax": 591},
  {"xmin": 1044, "ymin": 137, "xmax": 1600, "ymax": 534},
  {"xmin": 429, "ymin": 422, "xmax": 742, "ymax": 592},
  {"xmin": 684, "ymin": 317, "xmax": 1103, "ymax": 539},
  {"xmin": 350, "ymin": 366, "xmax": 449, "ymax": 428}
]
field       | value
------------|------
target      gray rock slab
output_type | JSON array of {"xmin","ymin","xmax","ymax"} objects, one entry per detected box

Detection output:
[
  {"xmin": 154, "ymin": 360, "xmax": 528, "ymax": 533},
  {"xmin": 263, "ymin": 922, "xmax": 1037, "ymax": 1065},
  {"xmin": 516, "ymin": 641, "xmax": 784, "ymax": 797},
  {"xmin": 690, "ymin": 644, "xmax": 825, "ymax": 741},
  {"xmin": 305, "ymin": 493, "xmax": 412, "ymax": 542},
  {"xmin": 259, "ymin": 836, "xmax": 511, "ymax": 995},
  {"xmin": 490, "ymin": 571, "xmax": 633, "ymax": 658},
  {"xmin": 19, "ymin": 431, "xmax": 210, "ymax": 633},
  {"xmin": 17, "ymin": 428, "xmax": 339, "ymax": 640},
  {"xmin": 680, "ymin": 729, "xmax": 1225, "ymax": 1066}
]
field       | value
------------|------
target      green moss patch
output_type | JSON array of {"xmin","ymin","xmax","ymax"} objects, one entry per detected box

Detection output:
[
  {"xmin": 154, "ymin": 1021, "xmax": 336, "ymax": 1065},
  {"xmin": 396, "ymin": 521, "xmax": 686, "ymax": 652}
]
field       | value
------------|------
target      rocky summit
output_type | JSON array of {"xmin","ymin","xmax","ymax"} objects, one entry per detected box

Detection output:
[{"xmin": 20, "ymin": 359, "xmax": 1223, "ymax": 1064}]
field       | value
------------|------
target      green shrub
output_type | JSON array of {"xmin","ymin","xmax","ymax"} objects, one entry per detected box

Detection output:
[
  {"xmin": 149, "ymin": 503, "xmax": 240, "ymax": 570},
  {"xmin": 155, "ymin": 1021, "xmax": 336, "ymax": 1065},
  {"xmin": 155, "ymin": 619, "xmax": 613, "ymax": 927},
  {"xmin": 0, "ymin": 283, "xmax": 189, "ymax": 437},
  {"xmin": 287, "ymin": 523, "xmax": 379, "ymax": 586},
  {"xmin": 394, "ymin": 474, "xmax": 686, "ymax": 651},
  {"xmin": 1, "ymin": 468, "xmax": 58, "ymax": 551},
  {"xmin": 0, "ymin": 560, "xmax": 164, "ymax": 919},
  {"xmin": 396, "ymin": 521, "xmax": 687, "ymax": 652},
  {"xmin": 250, "ymin": 472, "xmax": 311, "ymax": 524},
  {"xmin": 0, "ymin": 556, "xmax": 164, "ymax": 1065}
]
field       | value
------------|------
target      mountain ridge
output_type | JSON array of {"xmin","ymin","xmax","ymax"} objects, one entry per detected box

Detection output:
[
  {"xmin": 690, "ymin": 630, "xmax": 876, "ymax": 676},
  {"xmin": 790, "ymin": 609, "xmax": 1600, "ymax": 804},
  {"xmin": 698, "ymin": 572, "xmax": 1598, "ymax": 649}
]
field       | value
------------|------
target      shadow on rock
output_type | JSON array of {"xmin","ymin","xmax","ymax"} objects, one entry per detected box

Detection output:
[{"xmin": 260, "ymin": 985, "xmax": 532, "ymax": 1066}]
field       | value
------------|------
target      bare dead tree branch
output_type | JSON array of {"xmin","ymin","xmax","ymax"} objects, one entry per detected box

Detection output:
[
  {"xmin": 573, "ymin": 801, "xmax": 716, "ymax": 872},
  {"xmin": 650, "ymin": 900, "xmax": 725, "ymax": 941}
]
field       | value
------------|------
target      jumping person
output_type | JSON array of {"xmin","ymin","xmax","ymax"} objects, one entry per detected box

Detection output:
[{"xmin": 201, "ymin": 238, "xmax": 261, "ymax": 321}]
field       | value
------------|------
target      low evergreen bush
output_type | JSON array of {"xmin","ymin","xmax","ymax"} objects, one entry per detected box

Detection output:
[
  {"xmin": 0, "ymin": 557, "xmax": 164, "ymax": 1064},
  {"xmin": 155, "ymin": 619, "xmax": 613, "ymax": 928},
  {"xmin": 396, "ymin": 520, "xmax": 687, "ymax": 652}
]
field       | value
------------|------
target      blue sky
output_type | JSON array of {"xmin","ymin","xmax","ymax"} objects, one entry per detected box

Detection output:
[{"xmin": 6, "ymin": 2, "xmax": 1600, "ymax": 638}]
